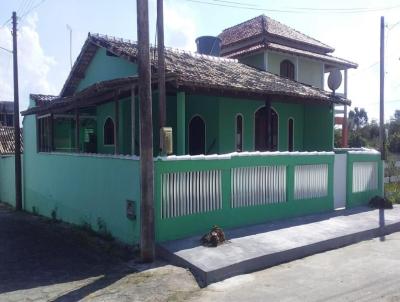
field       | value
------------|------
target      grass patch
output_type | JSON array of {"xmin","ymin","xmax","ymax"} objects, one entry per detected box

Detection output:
[{"xmin": 385, "ymin": 182, "xmax": 400, "ymax": 204}]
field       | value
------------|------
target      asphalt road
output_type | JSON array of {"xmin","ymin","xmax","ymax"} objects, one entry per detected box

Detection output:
[{"xmin": 1, "ymin": 202, "xmax": 400, "ymax": 302}]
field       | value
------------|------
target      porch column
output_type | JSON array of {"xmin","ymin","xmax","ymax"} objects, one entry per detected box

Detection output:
[
  {"xmin": 131, "ymin": 85, "xmax": 136, "ymax": 155},
  {"xmin": 49, "ymin": 113, "xmax": 54, "ymax": 151},
  {"xmin": 114, "ymin": 94, "xmax": 120, "ymax": 155},
  {"xmin": 177, "ymin": 91, "xmax": 186, "ymax": 155},
  {"xmin": 342, "ymin": 69, "xmax": 348, "ymax": 147},
  {"xmin": 75, "ymin": 108, "xmax": 80, "ymax": 152},
  {"xmin": 265, "ymin": 98, "xmax": 271, "ymax": 150}
]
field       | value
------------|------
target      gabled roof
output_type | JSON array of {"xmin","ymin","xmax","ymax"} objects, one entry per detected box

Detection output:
[
  {"xmin": 55, "ymin": 33, "xmax": 349, "ymax": 108},
  {"xmin": 219, "ymin": 15, "xmax": 335, "ymax": 54},
  {"xmin": 0, "ymin": 126, "xmax": 23, "ymax": 154}
]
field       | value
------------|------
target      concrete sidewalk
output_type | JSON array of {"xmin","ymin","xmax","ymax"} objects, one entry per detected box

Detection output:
[{"xmin": 158, "ymin": 206, "xmax": 400, "ymax": 286}]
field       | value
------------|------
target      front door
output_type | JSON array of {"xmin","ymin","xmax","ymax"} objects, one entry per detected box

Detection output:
[{"xmin": 254, "ymin": 106, "xmax": 278, "ymax": 151}]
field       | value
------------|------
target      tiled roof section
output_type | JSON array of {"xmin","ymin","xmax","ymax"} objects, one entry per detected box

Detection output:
[
  {"xmin": 225, "ymin": 42, "xmax": 358, "ymax": 68},
  {"xmin": 58, "ymin": 34, "xmax": 349, "ymax": 107},
  {"xmin": 219, "ymin": 15, "xmax": 334, "ymax": 53},
  {"xmin": 0, "ymin": 126, "xmax": 23, "ymax": 154},
  {"xmin": 30, "ymin": 94, "xmax": 58, "ymax": 106},
  {"xmin": 0, "ymin": 101, "xmax": 14, "ymax": 113}
]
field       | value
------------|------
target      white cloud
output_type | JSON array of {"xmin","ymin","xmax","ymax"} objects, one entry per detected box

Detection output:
[
  {"xmin": 164, "ymin": 2, "xmax": 197, "ymax": 51},
  {"xmin": 0, "ymin": 13, "xmax": 56, "ymax": 113}
]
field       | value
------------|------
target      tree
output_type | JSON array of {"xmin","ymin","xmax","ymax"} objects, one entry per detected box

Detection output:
[{"xmin": 348, "ymin": 107, "xmax": 368, "ymax": 131}]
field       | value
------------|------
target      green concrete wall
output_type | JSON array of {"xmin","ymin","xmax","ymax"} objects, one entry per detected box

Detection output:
[
  {"xmin": 184, "ymin": 95, "xmax": 308, "ymax": 154},
  {"xmin": 239, "ymin": 53, "xmax": 265, "ymax": 70},
  {"xmin": 154, "ymin": 153, "xmax": 334, "ymax": 242},
  {"xmin": 0, "ymin": 155, "xmax": 16, "ymax": 206},
  {"xmin": 96, "ymin": 99, "xmax": 131, "ymax": 155},
  {"xmin": 346, "ymin": 153, "xmax": 383, "ymax": 207},
  {"xmin": 266, "ymin": 51, "xmax": 323, "ymax": 88},
  {"xmin": 23, "ymin": 115, "xmax": 141, "ymax": 245},
  {"xmin": 76, "ymin": 48, "xmax": 138, "ymax": 92},
  {"xmin": 303, "ymin": 104, "xmax": 333, "ymax": 151},
  {"xmin": 298, "ymin": 58, "xmax": 323, "ymax": 89}
]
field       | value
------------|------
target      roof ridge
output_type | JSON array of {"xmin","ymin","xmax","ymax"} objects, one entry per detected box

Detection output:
[
  {"xmin": 90, "ymin": 33, "xmax": 239, "ymax": 63},
  {"xmin": 219, "ymin": 14, "xmax": 264, "ymax": 34},
  {"xmin": 264, "ymin": 15, "xmax": 334, "ymax": 51}
]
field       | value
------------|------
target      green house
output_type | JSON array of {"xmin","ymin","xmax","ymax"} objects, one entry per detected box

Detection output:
[{"xmin": 14, "ymin": 15, "xmax": 382, "ymax": 245}]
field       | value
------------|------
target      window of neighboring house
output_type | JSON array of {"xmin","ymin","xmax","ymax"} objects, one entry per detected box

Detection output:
[
  {"xmin": 6, "ymin": 114, "xmax": 13, "ymax": 127},
  {"xmin": 280, "ymin": 60, "xmax": 295, "ymax": 80},
  {"xmin": 37, "ymin": 116, "xmax": 52, "ymax": 152},
  {"xmin": 103, "ymin": 117, "xmax": 115, "ymax": 145},
  {"xmin": 236, "ymin": 114, "xmax": 243, "ymax": 152},
  {"xmin": 288, "ymin": 118, "xmax": 294, "ymax": 151}
]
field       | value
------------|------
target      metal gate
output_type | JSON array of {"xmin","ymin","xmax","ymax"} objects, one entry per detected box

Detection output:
[{"xmin": 334, "ymin": 153, "xmax": 347, "ymax": 209}]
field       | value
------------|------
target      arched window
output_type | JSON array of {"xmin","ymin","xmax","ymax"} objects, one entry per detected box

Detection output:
[
  {"xmin": 254, "ymin": 107, "xmax": 278, "ymax": 151},
  {"xmin": 189, "ymin": 116, "xmax": 205, "ymax": 155},
  {"xmin": 236, "ymin": 115, "xmax": 243, "ymax": 152},
  {"xmin": 288, "ymin": 118, "xmax": 294, "ymax": 151},
  {"xmin": 104, "ymin": 117, "xmax": 115, "ymax": 145},
  {"xmin": 280, "ymin": 60, "xmax": 295, "ymax": 80}
]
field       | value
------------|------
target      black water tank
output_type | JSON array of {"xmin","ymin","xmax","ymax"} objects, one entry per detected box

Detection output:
[{"xmin": 195, "ymin": 36, "xmax": 221, "ymax": 56}]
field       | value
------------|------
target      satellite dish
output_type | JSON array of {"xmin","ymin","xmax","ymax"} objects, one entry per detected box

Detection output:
[{"xmin": 327, "ymin": 69, "xmax": 342, "ymax": 93}]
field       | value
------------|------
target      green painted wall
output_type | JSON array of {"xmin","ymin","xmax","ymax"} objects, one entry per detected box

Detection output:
[
  {"xmin": 346, "ymin": 153, "xmax": 383, "ymax": 207},
  {"xmin": 154, "ymin": 153, "xmax": 334, "ymax": 242},
  {"xmin": 239, "ymin": 53, "xmax": 265, "ymax": 70},
  {"xmin": 298, "ymin": 58, "xmax": 323, "ymax": 89},
  {"xmin": 23, "ymin": 115, "xmax": 141, "ymax": 245},
  {"xmin": 96, "ymin": 99, "xmax": 131, "ymax": 155},
  {"xmin": 185, "ymin": 94, "xmax": 220, "ymax": 154},
  {"xmin": 303, "ymin": 104, "xmax": 334, "ymax": 151},
  {"xmin": 0, "ymin": 155, "xmax": 16, "ymax": 206},
  {"xmin": 267, "ymin": 51, "xmax": 296, "ymax": 76},
  {"xmin": 76, "ymin": 48, "xmax": 138, "ymax": 92},
  {"xmin": 266, "ymin": 51, "xmax": 323, "ymax": 88},
  {"xmin": 184, "ymin": 95, "xmax": 307, "ymax": 154}
]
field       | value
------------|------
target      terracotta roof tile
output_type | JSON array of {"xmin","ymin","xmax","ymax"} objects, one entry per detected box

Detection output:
[
  {"xmin": 219, "ymin": 15, "xmax": 334, "ymax": 53},
  {"xmin": 0, "ymin": 126, "xmax": 23, "ymax": 154}
]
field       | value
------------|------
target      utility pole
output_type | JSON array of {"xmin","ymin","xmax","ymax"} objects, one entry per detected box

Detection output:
[
  {"xmin": 157, "ymin": 0, "xmax": 166, "ymax": 132},
  {"xmin": 12, "ymin": 11, "xmax": 22, "ymax": 211},
  {"xmin": 137, "ymin": 0, "xmax": 155, "ymax": 262},
  {"xmin": 379, "ymin": 16, "xmax": 386, "ymax": 161},
  {"xmin": 66, "ymin": 24, "xmax": 72, "ymax": 69}
]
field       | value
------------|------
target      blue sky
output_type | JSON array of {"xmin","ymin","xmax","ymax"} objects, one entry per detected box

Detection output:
[{"xmin": 0, "ymin": 0, "xmax": 399, "ymax": 121}]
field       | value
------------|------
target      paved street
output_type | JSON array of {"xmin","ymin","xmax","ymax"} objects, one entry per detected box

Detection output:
[{"xmin": 1, "ymin": 202, "xmax": 400, "ymax": 301}]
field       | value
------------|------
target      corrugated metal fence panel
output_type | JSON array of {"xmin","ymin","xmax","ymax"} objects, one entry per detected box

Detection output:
[
  {"xmin": 352, "ymin": 162, "xmax": 378, "ymax": 193},
  {"xmin": 231, "ymin": 166, "xmax": 286, "ymax": 208},
  {"xmin": 294, "ymin": 164, "xmax": 328, "ymax": 200},
  {"xmin": 161, "ymin": 170, "xmax": 222, "ymax": 219}
]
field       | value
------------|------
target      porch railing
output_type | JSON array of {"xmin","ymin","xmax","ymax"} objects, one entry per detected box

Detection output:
[{"xmin": 154, "ymin": 152, "xmax": 334, "ymax": 242}]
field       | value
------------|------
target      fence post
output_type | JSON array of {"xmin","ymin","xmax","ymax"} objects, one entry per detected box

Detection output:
[
  {"xmin": 221, "ymin": 168, "xmax": 231, "ymax": 211},
  {"xmin": 287, "ymin": 164, "xmax": 294, "ymax": 202}
]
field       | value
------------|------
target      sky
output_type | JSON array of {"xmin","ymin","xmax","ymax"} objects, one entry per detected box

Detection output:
[{"xmin": 0, "ymin": 0, "xmax": 399, "ymax": 121}]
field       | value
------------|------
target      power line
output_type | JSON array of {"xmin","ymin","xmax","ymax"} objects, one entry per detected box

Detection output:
[
  {"xmin": 19, "ymin": 0, "xmax": 48, "ymax": 20},
  {"xmin": 0, "ymin": 45, "xmax": 12, "ymax": 53},
  {"xmin": 182, "ymin": 0, "xmax": 400, "ymax": 14}
]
